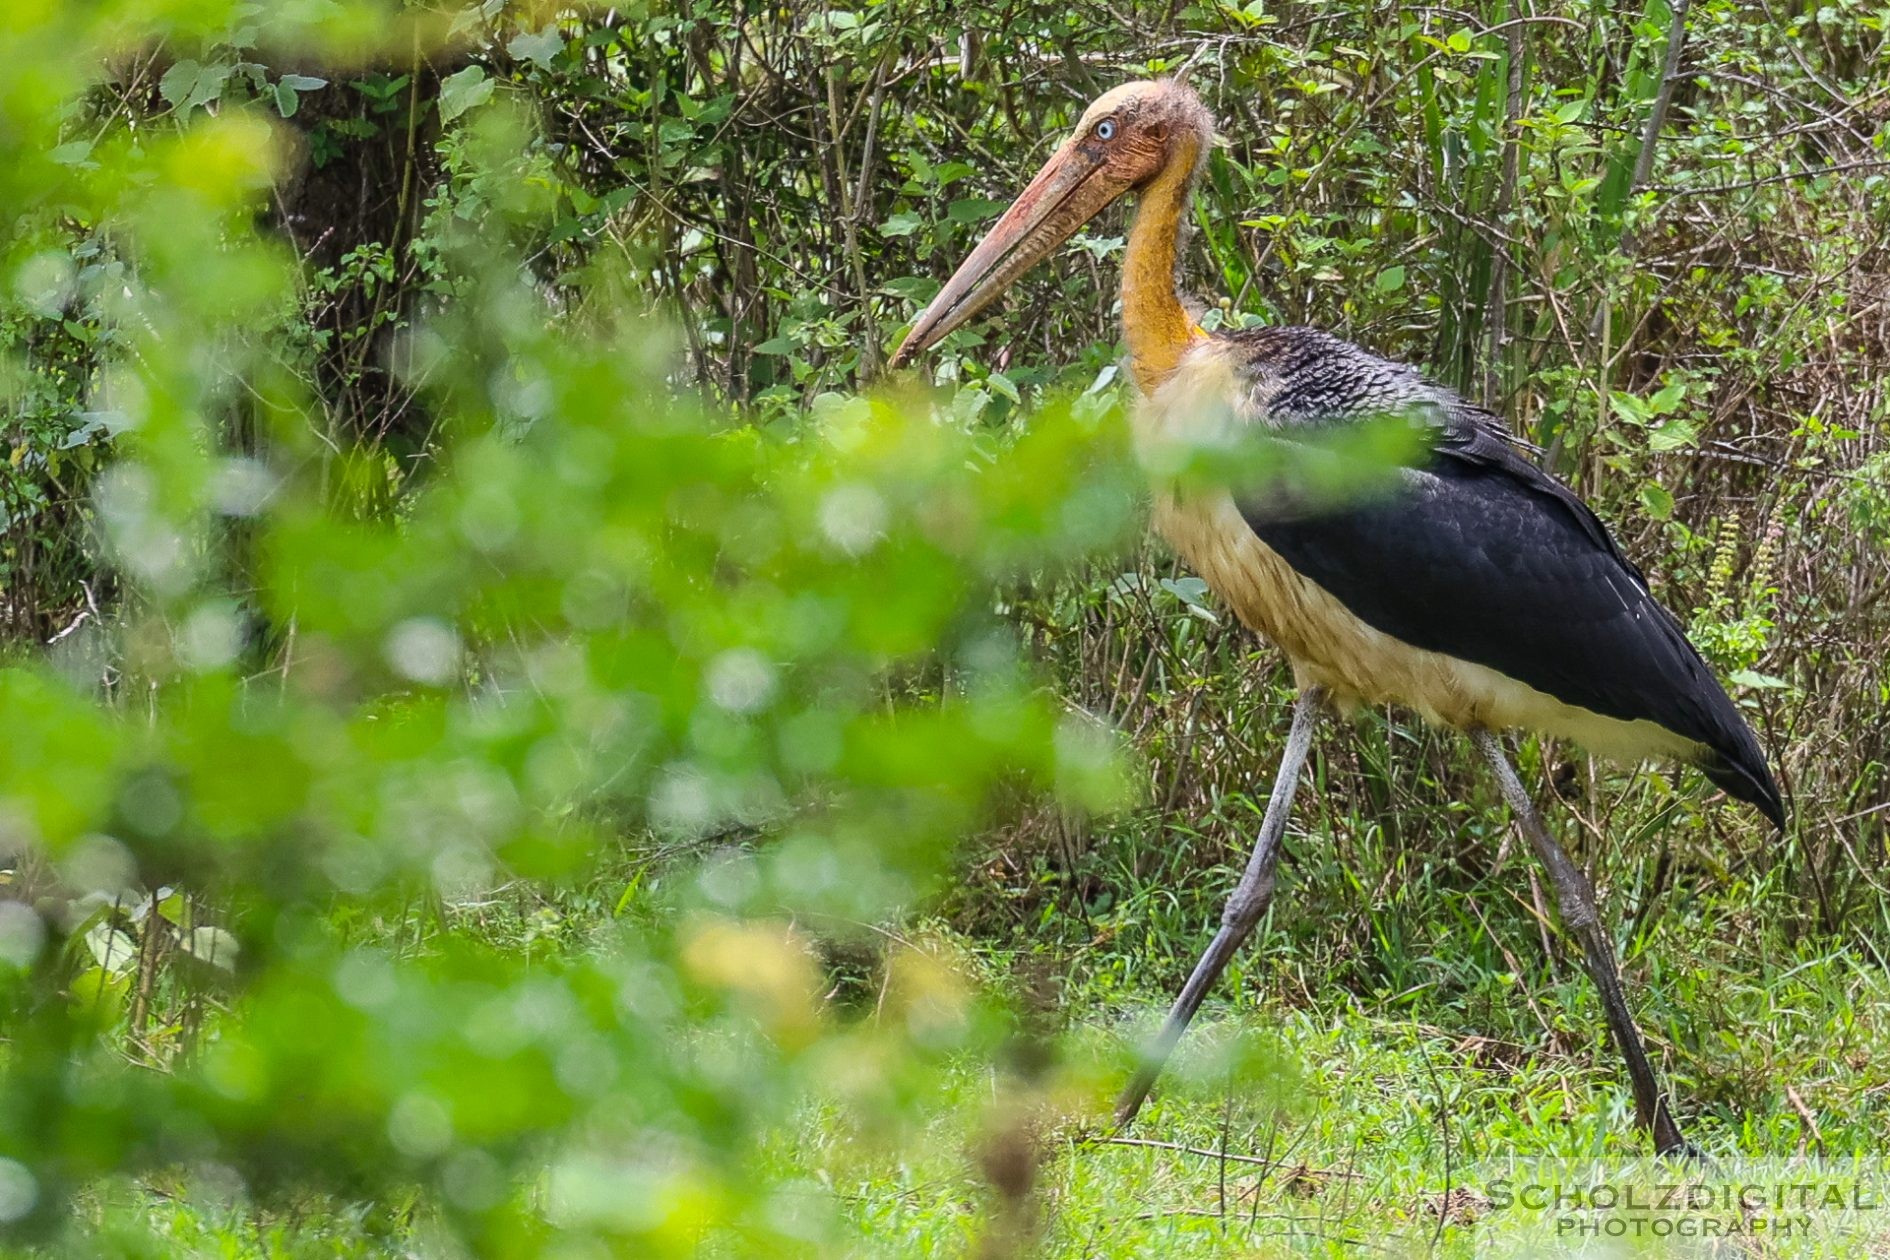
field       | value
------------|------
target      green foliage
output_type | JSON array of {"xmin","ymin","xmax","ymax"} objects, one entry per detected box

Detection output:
[{"xmin": 0, "ymin": 5, "xmax": 1152, "ymax": 1252}]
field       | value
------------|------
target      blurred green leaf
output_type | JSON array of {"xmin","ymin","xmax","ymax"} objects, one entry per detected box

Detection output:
[
  {"xmin": 508, "ymin": 27, "xmax": 564, "ymax": 67},
  {"xmin": 880, "ymin": 210, "xmax": 923, "ymax": 237},
  {"xmin": 947, "ymin": 198, "xmax": 1006, "ymax": 223},
  {"xmin": 439, "ymin": 66, "xmax": 493, "ymax": 122}
]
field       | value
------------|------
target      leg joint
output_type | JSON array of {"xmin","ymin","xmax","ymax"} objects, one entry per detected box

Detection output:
[{"xmin": 1221, "ymin": 874, "xmax": 1276, "ymax": 930}]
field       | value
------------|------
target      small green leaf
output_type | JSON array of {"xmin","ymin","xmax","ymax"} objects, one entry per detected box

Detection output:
[
  {"xmin": 438, "ymin": 66, "xmax": 494, "ymax": 122},
  {"xmin": 1648, "ymin": 418, "xmax": 1698, "ymax": 451},
  {"xmin": 280, "ymin": 74, "xmax": 328, "ymax": 91},
  {"xmin": 880, "ymin": 210, "xmax": 923, "ymax": 237},
  {"xmin": 70, "ymin": 966, "xmax": 129, "ymax": 1019},
  {"xmin": 157, "ymin": 891, "xmax": 189, "ymax": 926},
  {"xmin": 947, "ymin": 198, "xmax": 1006, "ymax": 223},
  {"xmin": 881, "ymin": 276, "xmax": 938, "ymax": 302},
  {"xmin": 160, "ymin": 59, "xmax": 202, "ymax": 106},
  {"xmin": 1610, "ymin": 390, "xmax": 1652, "ymax": 425},
  {"xmin": 930, "ymin": 161, "xmax": 977, "ymax": 187},
  {"xmin": 508, "ymin": 26, "xmax": 564, "ymax": 67},
  {"xmin": 1639, "ymin": 482, "xmax": 1675, "ymax": 520},
  {"xmin": 275, "ymin": 81, "xmax": 300, "ymax": 117},
  {"xmin": 986, "ymin": 372, "xmax": 1019, "ymax": 404},
  {"xmin": 1159, "ymin": 576, "xmax": 1219, "ymax": 623},
  {"xmin": 1730, "ymin": 669, "xmax": 1790, "ymax": 691},
  {"xmin": 84, "ymin": 923, "xmax": 138, "ymax": 974},
  {"xmin": 1375, "ymin": 265, "xmax": 1406, "ymax": 292},
  {"xmin": 182, "ymin": 64, "xmax": 232, "ymax": 112},
  {"xmin": 1649, "ymin": 381, "xmax": 1687, "ymax": 413}
]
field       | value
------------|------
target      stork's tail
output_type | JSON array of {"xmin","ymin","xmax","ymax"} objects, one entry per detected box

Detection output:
[{"xmin": 1701, "ymin": 742, "xmax": 1786, "ymax": 832}]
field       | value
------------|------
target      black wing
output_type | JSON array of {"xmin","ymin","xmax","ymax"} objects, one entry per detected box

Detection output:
[{"xmin": 1223, "ymin": 332, "xmax": 1783, "ymax": 827}]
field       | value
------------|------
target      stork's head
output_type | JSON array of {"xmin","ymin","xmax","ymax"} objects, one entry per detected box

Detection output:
[{"xmin": 888, "ymin": 79, "xmax": 1215, "ymax": 368}]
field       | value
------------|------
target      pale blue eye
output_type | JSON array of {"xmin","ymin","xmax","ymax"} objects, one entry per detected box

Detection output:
[{"xmin": 1095, "ymin": 119, "xmax": 1116, "ymax": 141}]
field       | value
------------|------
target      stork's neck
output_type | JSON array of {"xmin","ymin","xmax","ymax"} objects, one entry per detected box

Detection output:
[{"xmin": 1121, "ymin": 139, "xmax": 1204, "ymax": 394}]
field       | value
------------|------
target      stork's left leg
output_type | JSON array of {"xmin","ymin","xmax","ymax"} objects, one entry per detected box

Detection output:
[
  {"xmin": 1114, "ymin": 686, "xmax": 1325, "ymax": 1126},
  {"xmin": 1470, "ymin": 729, "xmax": 1690, "ymax": 1156}
]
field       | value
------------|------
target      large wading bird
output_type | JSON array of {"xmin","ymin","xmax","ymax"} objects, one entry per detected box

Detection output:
[{"xmin": 888, "ymin": 78, "xmax": 1784, "ymax": 1155}]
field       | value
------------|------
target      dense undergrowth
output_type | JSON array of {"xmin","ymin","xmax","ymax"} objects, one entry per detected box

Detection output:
[{"xmin": 0, "ymin": 0, "xmax": 1886, "ymax": 1256}]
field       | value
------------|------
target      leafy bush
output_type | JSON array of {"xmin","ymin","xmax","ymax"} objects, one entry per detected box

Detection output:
[{"xmin": 0, "ymin": 5, "xmax": 1153, "ymax": 1251}]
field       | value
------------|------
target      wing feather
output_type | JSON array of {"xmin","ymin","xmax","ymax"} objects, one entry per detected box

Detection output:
[{"xmin": 1217, "ymin": 327, "xmax": 1784, "ymax": 826}]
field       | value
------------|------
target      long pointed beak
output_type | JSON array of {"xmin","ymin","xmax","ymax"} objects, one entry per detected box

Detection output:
[{"xmin": 889, "ymin": 139, "xmax": 1128, "ymax": 369}]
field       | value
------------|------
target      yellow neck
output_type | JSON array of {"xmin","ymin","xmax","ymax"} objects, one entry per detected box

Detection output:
[{"xmin": 1121, "ymin": 139, "xmax": 1203, "ymax": 394}]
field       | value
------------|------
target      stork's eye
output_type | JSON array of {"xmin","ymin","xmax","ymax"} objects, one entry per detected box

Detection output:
[{"xmin": 1094, "ymin": 118, "xmax": 1117, "ymax": 141}]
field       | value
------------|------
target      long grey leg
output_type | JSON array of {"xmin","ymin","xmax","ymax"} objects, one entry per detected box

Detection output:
[
  {"xmin": 1471, "ymin": 729, "xmax": 1689, "ymax": 1156},
  {"xmin": 1115, "ymin": 686, "xmax": 1324, "ymax": 1126}
]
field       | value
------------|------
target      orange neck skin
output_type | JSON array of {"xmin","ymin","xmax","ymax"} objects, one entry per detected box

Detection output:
[{"xmin": 1120, "ymin": 137, "xmax": 1205, "ymax": 394}]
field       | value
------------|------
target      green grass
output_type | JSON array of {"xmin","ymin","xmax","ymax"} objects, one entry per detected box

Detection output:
[
  {"xmin": 820, "ymin": 1029, "xmax": 1890, "ymax": 1256},
  {"xmin": 31, "ymin": 778, "xmax": 1890, "ymax": 1258},
  {"xmin": 58, "ymin": 996, "xmax": 1890, "ymax": 1257}
]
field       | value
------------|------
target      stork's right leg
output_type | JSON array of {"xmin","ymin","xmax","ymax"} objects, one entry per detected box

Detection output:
[
  {"xmin": 1114, "ymin": 686, "xmax": 1324, "ymax": 1126},
  {"xmin": 1470, "ymin": 729, "xmax": 1691, "ymax": 1157}
]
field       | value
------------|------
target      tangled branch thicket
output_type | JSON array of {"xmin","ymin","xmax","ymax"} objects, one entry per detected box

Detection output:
[
  {"xmin": 590, "ymin": 1, "xmax": 1890, "ymax": 926},
  {"xmin": 5, "ymin": 0, "xmax": 1886, "ymax": 955}
]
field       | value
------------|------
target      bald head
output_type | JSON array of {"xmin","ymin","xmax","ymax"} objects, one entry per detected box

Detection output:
[
  {"xmin": 1071, "ymin": 79, "xmax": 1217, "ymax": 190},
  {"xmin": 888, "ymin": 78, "xmax": 1218, "ymax": 369}
]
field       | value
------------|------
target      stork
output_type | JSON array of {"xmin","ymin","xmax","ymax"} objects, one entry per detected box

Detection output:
[{"xmin": 888, "ymin": 78, "xmax": 1784, "ymax": 1156}]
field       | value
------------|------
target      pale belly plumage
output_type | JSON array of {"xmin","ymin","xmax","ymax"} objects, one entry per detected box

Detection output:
[{"xmin": 1136, "ymin": 344, "xmax": 1705, "ymax": 768}]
